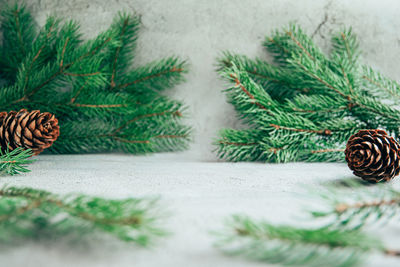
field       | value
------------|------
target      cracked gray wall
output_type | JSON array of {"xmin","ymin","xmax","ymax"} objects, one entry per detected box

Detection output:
[{"xmin": 20, "ymin": 0, "xmax": 400, "ymax": 159}]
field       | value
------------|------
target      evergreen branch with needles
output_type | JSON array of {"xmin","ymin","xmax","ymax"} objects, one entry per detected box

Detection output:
[
  {"xmin": 214, "ymin": 215, "xmax": 391, "ymax": 267},
  {"xmin": 0, "ymin": 185, "xmax": 165, "ymax": 246},
  {"xmin": 310, "ymin": 180, "xmax": 400, "ymax": 230},
  {"xmin": 0, "ymin": 147, "xmax": 34, "ymax": 175},
  {"xmin": 215, "ymin": 181, "xmax": 400, "ymax": 266},
  {"xmin": 0, "ymin": 4, "xmax": 190, "ymax": 154},
  {"xmin": 216, "ymin": 25, "xmax": 400, "ymax": 163}
]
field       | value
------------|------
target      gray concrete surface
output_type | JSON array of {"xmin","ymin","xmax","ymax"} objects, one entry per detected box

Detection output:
[
  {"xmin": 0, "ymin": 154, "xmax": 399, "ymax": 267},
  {"xmin": 1, "ymin": 1, "xmax": 400, "ymax": 266}
]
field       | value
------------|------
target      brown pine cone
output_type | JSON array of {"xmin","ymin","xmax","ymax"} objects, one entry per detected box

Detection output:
[
  {"xmin": 0, "ymin": 109, "xmax": 60, "ymax": 155},
  {"xmin": 345, "ymin": 129, "xmax": 400, "ymax": 183}
]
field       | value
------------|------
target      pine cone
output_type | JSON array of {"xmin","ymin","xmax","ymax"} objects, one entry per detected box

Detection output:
[
  {"xmin": 345, "ymin": 129, "xmax": 400, "ymax": 183},
  {"xmin": 0, "ymin": 109, "xmax": 60, "ymax": 155}
]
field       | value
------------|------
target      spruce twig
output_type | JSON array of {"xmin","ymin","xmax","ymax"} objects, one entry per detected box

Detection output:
[
  {"xmin": 0, "ymin": 4, "xmax": 190, "ymax": 154},
  {"xmin": 0, "ymin": 147, "xmax": 34, "ymax": 175},
  {"xmin": 216, "ymin": 181, "xmax": 400, "ymax": 266},
  {"xmin": 216, "ymin": 25, "xmax": 400, "ymax": 162},
  {"xmin": 310, "ymin": 181, "xmax": 400, "ymax": 230},
  {"xmin": 215, "ymin": 215, "xmax": 384, "ymax": 267},
  {"xmin": 215, "ymin": 213, "xmax": 400, "ymax": 267},
  {"xmin": 0, "ymin": 186, "xmax": 165, "ymax": 245}
]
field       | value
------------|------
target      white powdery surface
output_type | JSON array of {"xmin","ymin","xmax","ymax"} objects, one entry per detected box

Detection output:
[{"xmin": 0, "ymin": 153, "xmax": 399, "ymax": 267}]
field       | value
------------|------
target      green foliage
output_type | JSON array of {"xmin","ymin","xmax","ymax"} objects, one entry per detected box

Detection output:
[
  {"xmin": 310, "ymin": 180, "xmax": 400, "ymax": 230},
  {"xmin": 0, "ymin": 4, "xmax": 190, "ymax": 154},
  {"xmin": 215, "ymin": 215, "xmax": 384, "ymax": 267},
  {"xmin": 215, "ymin": 181, "xmax": 400, "ymax": 266},
  {"xmin": 216, "ymin": 25, "xmax": 400, "ymax": 162},
  {"xmin": 0, "ymin": 147, "xmax": 34, "ymax": 175},
  {"xmin": 0, "ymin": 3, "xmax": 36, "ymax": 81},
  {"xmin": 0, "ymin": 186, "xmax": 165, "ymax": 245}
]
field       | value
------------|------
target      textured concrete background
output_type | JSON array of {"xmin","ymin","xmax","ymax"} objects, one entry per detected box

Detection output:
[
  {"xmin": 19, "ymin": 0, "xmax": 400, "ymax": 160},
  {"xmin": 1, "ymin": 154, "xmax": 399, "ymax": 267},
  {"xmin": 1, "ymin": 1, "xmax": 400, "ymax": 267}
]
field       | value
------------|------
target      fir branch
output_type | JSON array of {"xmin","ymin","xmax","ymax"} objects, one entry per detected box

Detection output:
[
  {"xmin": 0, "ymin": 3, "xmax": 36, "ymax": 81},
  {"xmin": 286, "ymin": 30, "xmax": 315, "ymax": 61},
  {"xmin": 118, "ymin": 57, "xmax": 188, "ymax": 93},
  {"xmin": 20, "ymin": 34, "xmax": 112, "ymax": 102},
  {"xmin": 216, "ymin": 129, "xmax": 268, "ymax": 162},
  {"xmin": 0, "ymin": 4, "xmax": 190, "ymax": 155},
  {"xmin": 216, "ymin": 52, "xmax": 296, "ymax": 100},
  {"xmin": 110, "ymin": 22, "xmax": 128, "ymax": 88},
  {"xmin": 362, "ymin": 65, "xmax": 400, "ymax": 102},
  {"xmin": 217, "ymin": 24, "xmax": 400, "ymax": 162},
  {"xmin": 0, "ymin": 186, "xmax": 165, "ymax": 245},
  {"xmin": 0, "ymin": 147, "xmax": 35, "ymax": 175},
  {"xmin": 263, "ymin": 24, "xmax": 326, "ymax": 65},
  {"xmin": 215, "ymin": 215, "xmax": 385, "ymax": 267},
  {"xmin": 106, "ymin": 12, "xmax": 140, "ymax": 87},
  {"xmin": 217, "ymin": 64, "xmax": 356, "ymax": 162},
  {"xmin": 330, "ymin": 29, "xmax": 360, "ymax": 73},
  {"xmin": 311, "ymin": 181, "xmax": 400, "ymax": 230},
  {"xmin": 311, "ymin": 148, "xmax": 345, "ymax": 154},
  {"xmin": 48, "ymin": 108, "xmax": 190, "ymax": 154},
  {"xmin": 20, "ymin": 17, "xmax": 59, "ymax": 98},
  {"xmin": 216, "ymin": 183, "xmax": 400, "ymax": 266}
]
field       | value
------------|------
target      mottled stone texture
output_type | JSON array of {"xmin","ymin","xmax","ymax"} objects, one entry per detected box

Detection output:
[
  {"xmin": 2, "ymin": 154, "xmax": 400, "ymax": 267},
  {"xmin": 9, "ymin": 0, "xmax": 400, "ymax": 159}
]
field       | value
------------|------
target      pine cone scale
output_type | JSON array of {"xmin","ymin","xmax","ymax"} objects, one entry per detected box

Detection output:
[
  {"xmin": 345, "ymin": 129, "xmax": 400, "ymax": 183},
  {"xmin": 28, "ymin": 120, "xmax": 35, "ymax": 131},
  {"xmin": 23, "ymin": 137, "xmax": 33, "ymax": 148}
]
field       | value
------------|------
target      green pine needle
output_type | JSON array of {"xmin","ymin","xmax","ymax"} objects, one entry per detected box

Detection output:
[
  {"xmin": 216, "ymin": 24, "xmax": 400, "ymax": 163},
  {"xmin": 0, "ymin": 4, "xmax": 190, "ymax": 154},
  {"xmin": 0, "ymin": 186, "xmax": 165, "ymax": 246},
  {"xmin": 215, "ymin": 181, "xmax": 400, "ymax": 266},
  {"xmin": 0, "ymin": 147, "xmax": 35, "ymax": 175},
  {"xmin": 310, "ymin": 180, "xmax": 400, "ymax": 230},
  {"xmin": 214, "ymin": 215, "xmax": 384, "ymax": 267}
]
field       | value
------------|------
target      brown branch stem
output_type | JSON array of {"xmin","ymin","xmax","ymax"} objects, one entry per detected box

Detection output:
[
  {"xmin": 63, "ymin": 71, "xmax": 100, "ymax": 77},
  {"xmin": 384, "ymin": 249, "xmax": 400, "ymax": 257},
  {"xmin": 70, "ymin": 77, "xmax": 92, "ymax": 104},
  {"xmin": 230, "ymin": 74, "xmax": 269, "ymax": 111},
  {"xmin": 13, "ymin": 9, "xmax": 26, "ymax": 56},
  {"xmin": 335, "ymin": 198, "xmax": 400, "ymax": 213},
  {"xmin": 311, "ymin": 148, "xmax": 345, "ymax": 154},
  {"xmin": 0, "ymin": 190, "xmax": 141, "ymax": 226},
  {"xmin": 113, "ymin": 137, "xmax": 150, "ymax": 144},
  {"xmin": 341, "ymin": 32, "xmax": 353, "ymax": 64},
  {"xmin": 154, "ymin": 134, "xmax": 188, "ymax": 139},
  {"xmin": 0, "ymin": 200, "xmax": 41, "ymax": 222},
  {"xmin": 59, "ymin": 37, "xmax": 69, "ymax": 68},
  {"xmin": 270, "ymin": 124, "xmax": 332, "ymax": 135},
  {"xmin": 286, "ymin": 31, "xmax": 315, "ymax": 61},
  {"xmin": 110, "ymin": 18, "xmax": 129, "ymax": 89},
  {"xmin": 71, "ymin": 103, "xmax": 128, "ymax": 108},
  {"xmin": 295, "ymin": 59, "xmax": 400, "ymax": 121},
  {"xmin": 267, "ymin": 37, "xmax": 290, "ymax": 55},
  {"xmin": 0, "ymin": 160, "xmax": 17, "ymax": 164},
  {"xmin": 231, "ymin": 74, "xmax": 333, "ymax": 136},
  {"xmin": 219, "ymin": 141, "xmax": 257, "ymax": 146},
  {"xmin": 14, "ymin": 37, "xmax": 112, "ymax": 103}
]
